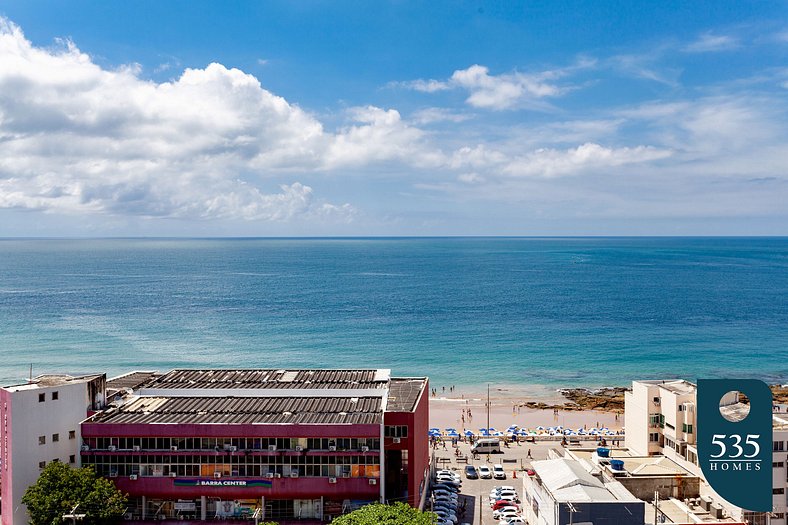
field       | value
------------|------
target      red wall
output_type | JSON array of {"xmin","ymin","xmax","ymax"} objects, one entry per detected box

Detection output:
[
  {"xmin": 384, "ymin": 379, "xmax": 429, "ymax": 507},
  {"xmin": 81, "ymin": 423, "xmax": 380, "ymax": 438},
  {"xmin": 113, "ymin": 475, "xmax": 380, "ymax": 500}
]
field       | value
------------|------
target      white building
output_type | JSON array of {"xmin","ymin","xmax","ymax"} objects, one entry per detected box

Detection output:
[
  {"xmin": 625, "ymin": 379, "xmax": 787, "ymax": 525},
  {"xmin": 1, "ymin": 374, "xmax": 106, "ymax": 525},
  {"xmin": 522, "ymin": 457, "xmax": 644, "ymax": 525}
]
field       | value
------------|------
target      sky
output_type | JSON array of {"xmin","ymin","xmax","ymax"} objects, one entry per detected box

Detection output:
[{"xmin": 1, "ymin": 1, "xmax": 787, "ymax": 236}]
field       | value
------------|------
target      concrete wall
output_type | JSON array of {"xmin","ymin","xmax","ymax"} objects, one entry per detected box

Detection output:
[
  {"xmin": 624, "ymin": 383, "xmax": 653, "ymax": 456},
  {"xmin": 615, "ymin": 475, "xmax": 700, "ymax": 501},
  {"xmin": 1, "ymin": 380, "xmax": 97, "ymax": 525}
]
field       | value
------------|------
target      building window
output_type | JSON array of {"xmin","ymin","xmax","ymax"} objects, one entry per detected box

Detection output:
[
  {"xmin": 384, "ymin": 425, "xmax": 409, "ymax": 438},
  {"xmin": 52, "ymin": 391, "xmax": 58, "ymax": 401},
  {"xmin": 774, "ymin": 488, "xmax": 785, "ymax": 495},
  {"xmin": 39, "ymin": 461, "xmax": 46, "ymax": 469},
  {"xmin": 52, "ymin": 433, "xmax": 59, "ymax": 443},
  {"xmin": 69, "ymin": 455, "xmax": 76, "ymax": 464},
  {"xmin": 38, "ymin": 393, "xmax": 45, "ymax": 403},
  {"xmin": 682, "ymin": 424, "xmax": 693, "ymax": 434},
  {"xmin": 774, "ymin": 513, "xmax": 784, "ymax": 521},
  {"xmin": 649, "ymin": 433, "xmax": 660, "ymax": 442},
  {"xmin": 38, "ymin": 435, "xmax": 46, "ymax": 445},
  {"xmin": 775, "ymin": 441, "xmax": 785, "ymax": 452},
  {"xmin": 773, "ymin": 461, "xmax": 784, "ymax": 468},
  {"xmin": 69, "ymin": 430, "xmax": 76, "ymax": 440}
]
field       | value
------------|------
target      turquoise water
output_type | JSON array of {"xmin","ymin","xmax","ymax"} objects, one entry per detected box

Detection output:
[{"xmin": 0, "ymin": 237, "xmax": 786, "ymax": 391}]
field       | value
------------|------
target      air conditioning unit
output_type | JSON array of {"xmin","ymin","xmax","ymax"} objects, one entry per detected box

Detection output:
[
  {"xmin": 290, "ymin": 471, "xmax": 299, "ymax": 478},
  {"xmin": 228, "ymin": 446, "xmax": 237, "ymax": 452},
  {"xmin": 268, "ymin": 445, "xmax": 277, "ymax": 452},
  {"xmin": 392, "ymin": 438, "xmax": 401, "ymax": 444},
  {"xmin": 129, "ymin": 475, "xmax": 138, "ymax": 481},
  {"xmin": 369, "ymin": 478, "xmax": 377, "ymax": 485},
  {"xmin": 108, "ymin": 445, "xmax": 117, "ymax": 451},
  {"xmin": 295, "ymin": 445, "xmax": 303, "ymax": 452},
  {"xmin": 132, "ymin": 445, "xmax": 141, "ymax": 452},
  {"xmin": 169, "ymin": 472, "xmax": 177, "ymax": 477},
  {"xmin": 81, "ymin": 445, "xmax": 90, "ymax": 451},
  {"xmin": 266, "ymin": 473, "xmax": 275, "ymax": 479},
  {"xmin": 170, "ymin": 446, "xmax": 178, "ymax": 451},
  {"xmin": 328, "ymin": 445, "xmax": 337, "ymax": 451},
  {"xmin": 328, "ymin": 477, "xmax": 337, "ymax": 484},
  {"xmin": 361, "ymin": 446, "xmax": 369, "ymax": 452},
  {"xmin": 274, "ymin": 473, "xmax": 282, "ymax": 478},
  {"xmin": 214, "ymin": 472, "xmax": 222, "ymax": 479}
]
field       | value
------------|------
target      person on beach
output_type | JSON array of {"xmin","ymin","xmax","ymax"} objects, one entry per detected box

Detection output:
[{"xmin": 527, "ymin": 448, "xmax": 532, "ymax": 459}]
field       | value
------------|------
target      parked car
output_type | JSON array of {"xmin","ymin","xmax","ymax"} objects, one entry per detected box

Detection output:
[
  {"xmin": 498, "ymin": 518, "xmax": 525, "ymax": 525},
  {"xmin": 478, "ymin": 465, "xmax": 492, "ymax": 479},
  {"xmin": 434, "ymin": 510, "xmax": 458, "ymax": 524},
  {"xmin": 491, "ymin": 500, "xmax": 519, "ymax": 511},
  {"xmin": 464, "ymin": 465, "xmax": 479, "ymax": 479},
  {"xmin": 490, "ymin": 489, "xmax": 517, "ymax": 501},
  {"xmin": 493, "ymin": 507, "xmax": 520, "ymax": 520},
  {"xmin": 433, "ymin": 483, "xmax": 459, "ymax": 492},
  {"xmin": 493, "ymin": 464, "xmax": 506, "ymax": 479}
]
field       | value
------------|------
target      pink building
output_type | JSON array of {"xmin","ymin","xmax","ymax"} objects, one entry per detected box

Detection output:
[{"xmin": 80, "ymin": 369, "xmax": 429, "ymax": 522}]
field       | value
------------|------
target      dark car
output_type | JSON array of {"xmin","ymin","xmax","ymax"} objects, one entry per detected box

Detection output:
[{"xmin": 464, "ymin": 465, "xmax": 478, "ymax": 479}]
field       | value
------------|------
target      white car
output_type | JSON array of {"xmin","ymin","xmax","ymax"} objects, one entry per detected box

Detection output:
[
  {"xmin": 478, "ymin": 465, "xmax": 492, "ymax": 479},
  {"xmin": 493, "ymin": 508, "xmax": 520, "ymax": 520},
  {"xmin": 490, "ymin": 487, "xmax": 517, "ymax": 499},
  {"xmin": 499, "ymin": 518, "xmax": 525, "ymax": 525},
  {"xmin": 493, "ymin": 464, "xmax": 507, "ymax": 479},
  {"xmin": 493, "ymin": 485, "xmax": 516, "ymax": 492}
]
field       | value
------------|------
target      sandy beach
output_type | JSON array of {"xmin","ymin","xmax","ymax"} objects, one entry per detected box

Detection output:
[{"xmin": 429, "ymin": 386, "xmax": 624, "ymax": 433}]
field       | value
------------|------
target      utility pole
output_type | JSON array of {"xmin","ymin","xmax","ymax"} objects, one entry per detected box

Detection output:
[
  {"xmin": 653, "ymin": 490, "xmax": 660, "ymax": 525},
  {"xmin": 487, "ymin": 383, "xmax": 490, "ymax": 432}
]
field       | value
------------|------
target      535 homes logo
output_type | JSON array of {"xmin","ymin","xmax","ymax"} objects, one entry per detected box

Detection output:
[{"xmin": 697, "ymin": 379, "xmax": 773, "ymax": 512}]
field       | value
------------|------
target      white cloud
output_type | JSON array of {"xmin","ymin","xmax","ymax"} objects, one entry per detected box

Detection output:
[
  {"xmin": 325, "ymin": 106, "xmax": 445, "ymax": 169},
  {"xmin": 398, "ymin": 62, "xmax": 586, "ymax": 110},
  {"xmin": 0, "ymin": 18, "xmax": 451, "ymax": 221},
  {"xmin": 501, "ymin": 143, "xmax": 672, "ymax": 178},
  {"xmin": 411, "ymin": 107, "xmax": 472, "ymax": 125},
  {"xmin": 400, "ymin": 78, "xmax": 450, "ymax": 93},
  {"xmin": 685, "ymin": 32, "xmax": 740, "ymax": 53},
  {"xmin": 608, "ymin": 53, "xmax": 681, "ymax": 87}
]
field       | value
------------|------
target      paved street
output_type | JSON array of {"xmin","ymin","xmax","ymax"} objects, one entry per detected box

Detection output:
[{"xmin": 428, "ymin": 439, "xmax": 564, "ymax": 525}]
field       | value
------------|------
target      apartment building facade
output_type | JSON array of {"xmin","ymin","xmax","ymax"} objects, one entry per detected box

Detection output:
[
  {"xmin": 625, "ymin": 379, "xmax": 788, "ymax": 525},
  {"xmin": 0, "ymin": 374, "xmax": 107, "ymax": 525}
]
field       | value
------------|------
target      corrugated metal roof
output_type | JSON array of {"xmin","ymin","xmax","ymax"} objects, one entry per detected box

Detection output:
[
  {"xmin": 90, "ymin": 395, "xmax": 383, "ymax": 425},
  {"xmin": 532, "ymin": 458, "xmax": 620, "ymax": 502},
  {"xmin": 146, "ymin": 369, "xmax": 389, "ymax": 390},
  {"xmin": 107, "ymin": 371, "xmax": 158, "ymax": 393},
  {"xmin": 387, "ymin": 378, "xmax": 427, "ymax": 412}
]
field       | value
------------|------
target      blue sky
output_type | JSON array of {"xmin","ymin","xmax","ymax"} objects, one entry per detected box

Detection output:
[{"xmin": 1, "ymin": 1, "xmax": 787, "ymax": 236}]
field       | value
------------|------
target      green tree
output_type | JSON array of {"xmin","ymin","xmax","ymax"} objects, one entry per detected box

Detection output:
[
  {"xmin": 330, "ymin": 502, "xmax": 437, "ymax": 524},
  {"xmin": 22, "ymin": 462, "xmax": 128, "ymax": 525}
]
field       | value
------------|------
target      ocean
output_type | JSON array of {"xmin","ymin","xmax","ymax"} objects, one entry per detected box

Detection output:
[{"xmin": 0, "ymin": 237, "xmax": 786, "ymax": 394}]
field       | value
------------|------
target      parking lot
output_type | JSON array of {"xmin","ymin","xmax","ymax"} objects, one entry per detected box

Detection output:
[{"xmin": 428, "ymin": 438, "xmax": 563, "ymax": 525}]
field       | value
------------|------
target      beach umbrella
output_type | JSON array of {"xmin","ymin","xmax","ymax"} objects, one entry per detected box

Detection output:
[
  {"xmin": 448, "ymin": 431, "xmax": 459, "ymax": 438},
  {"xmin": 536, "ymin": 426, "xmax": 545, "ymax": 430},
  {"xmin": 445, "ymin": 428, "xmax": 457, "ymax": 432},
  {"xmin": 464, "ymin": 430, "xmax": 474, "ymax": 436}
]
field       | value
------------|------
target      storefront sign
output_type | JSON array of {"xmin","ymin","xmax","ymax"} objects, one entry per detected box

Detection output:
[{"xmin": 174, "ymin": 478, "xmax": 272, "ymax": 488}]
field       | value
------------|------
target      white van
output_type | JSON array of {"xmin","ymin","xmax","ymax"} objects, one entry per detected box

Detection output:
[{"xmin": 471, "ymin": 438, "xmax": 501, "ymax": 454}]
